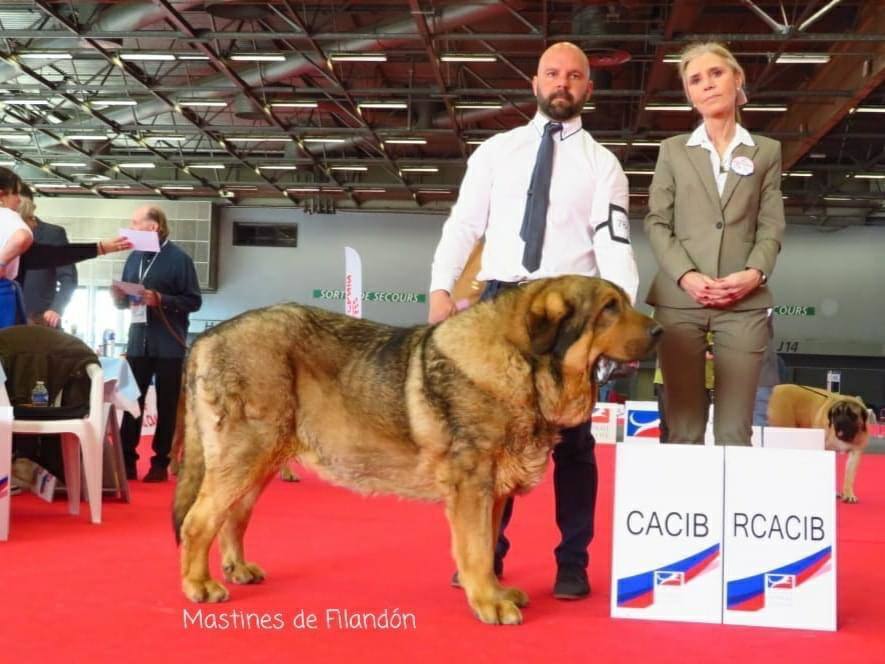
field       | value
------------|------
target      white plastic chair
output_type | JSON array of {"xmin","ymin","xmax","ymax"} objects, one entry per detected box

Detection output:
[{"xmin": 8, "ymin": 362, "xmax": 106, "ymax": 526}]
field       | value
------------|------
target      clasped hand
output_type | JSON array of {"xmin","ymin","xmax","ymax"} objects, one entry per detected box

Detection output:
[{"xmin": 679, "ymin": 269, "xmax": 763, "ymax": 308}]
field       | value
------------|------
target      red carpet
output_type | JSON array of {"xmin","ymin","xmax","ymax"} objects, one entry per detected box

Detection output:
[{"xmin": 4, "ymin": 446, "xmax": 884, "ymax": 663}]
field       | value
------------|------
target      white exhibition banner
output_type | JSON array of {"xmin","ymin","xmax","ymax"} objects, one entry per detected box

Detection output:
[
  {"xmin": 344, "ymin": 246, "xmax": 363, "ymax": 319},
  {"xmin": 0, "ymin": 406, "xmax": 12, "ymax": 541},
  {"xmin": 611, "ymin": 444, "xmax": 724, "ymax": 623},
  {"xmin": 623, "ymin": 400, "xmax": 662, "ymax": 444},
  {"xmin": 722, "ymin": 446, "xmax": 836, "ymax": 631},
  {"xmin": 762, "ymin": 426, "xmax": 825, "ymax": 451},
  {"xmin": 591, "ymin": 402, "xmax": 619, "ymax": 444}
]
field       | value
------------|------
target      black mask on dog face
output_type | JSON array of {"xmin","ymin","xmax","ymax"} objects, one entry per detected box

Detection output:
[{"xmin": 829, "ymin": 403, "xmax": 861, "ymax": 443}]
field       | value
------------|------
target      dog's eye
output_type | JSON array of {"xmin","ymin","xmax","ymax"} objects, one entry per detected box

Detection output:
[{"xmin": 604, "ymin": 299, "xmax": 619, "ymax": 313}]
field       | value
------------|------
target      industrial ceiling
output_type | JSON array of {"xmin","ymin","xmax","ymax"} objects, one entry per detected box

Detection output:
[{"xmin": 0, "ymin": 0, "xmax": 882, "ymax": 225}]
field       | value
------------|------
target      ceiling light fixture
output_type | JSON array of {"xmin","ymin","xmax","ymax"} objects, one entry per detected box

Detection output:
[
  {"xmin": 383, "ymin": 138, "xmax": 427, "ymax": 145},
  {"xmin": 258, "ymin": 165, "xmax": 297, "ymax": 171},
  {"xmin": 19, "ymin": 52, "xmax": 73, "ymax": 60},
  {"xmin": 854, "ymin": 173, "xmax": 885, "ymax": 180},
  {"xmin": 187, "ymin": 164, "xmax": 226, "ymax": 169},
  {"xmin": 178, "ymin": 100, "xmax": 227, "ymax": 107},
  {"xmin": 227, "ymin": 136, "xmax": 292, "ymax": 142},
  {"xmin": 120, "ymin": 162, "xmax": 156, "ymax": 169},
  {"xmin": 48, "ymin": 162, "xmax": 87, "ymax": 168},
  {"xmin": 743, "ymin": 105, "xmax": 788, "ymax": 112},
  {"xmin": 330, "ymin": 165, "xmax": 368, "ymax": 171},
  {"xmin": 230, "ymin": 54, "xmax": 286, "ymax": 62},
  {"xmin": 329, "ymin": 53, "xmax": 387, "ymax": 62},
  {"xmin": 440, "ymin": 54, "xmax": 497, "ymax": 63},
  {"xmin": 120, "ymin": 53, "xmax": 176, "ymax": 61},
  {"xmin": 161, "ymin": 185, "xmax": 195, "ymax": 191},
  {"xmin": 644, "ymin": 104, "xmax": 692, "ymax": 111},
  {"xmin": 303, "ymin": 137, "xmax": 347, "ymax": 143},
  {"xmin": 270, "ymin": 101, "xmax": 318, "ymax": 108},
  {"xmin": 90, "ymin": 99, "xmax": 137, "ymax": 107},
  {"xmin": 357, "ymin": 101, "xmax": 407, "ymax": 110},
  {"xmin": 5, "ymin": 99, "xmax": 51, "ymax": 106},
  {"xmin": 775, "ymin": 53, "xmax": 830, "ymax": 64},
  {"xmin": 400, "ymin": 166, "xmax": 439, "ymax": 173},
  {"xmin": 454, "ymin": 102, "xmax": 503, "ymax": 110}
]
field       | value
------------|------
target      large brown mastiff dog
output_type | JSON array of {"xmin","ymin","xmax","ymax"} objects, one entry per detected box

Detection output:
[
  {"xmin": 767, "ymin": 384, "xmax": 869, "ymax": 503},
  {"xmin": 173, "ymin": 276, "xmax": 660, "ymax": 624}
]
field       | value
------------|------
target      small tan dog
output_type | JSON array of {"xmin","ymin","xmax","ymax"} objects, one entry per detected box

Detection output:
[{"xmin": 767, "ymin": 384, "xmax": 869, "ymax": 503}]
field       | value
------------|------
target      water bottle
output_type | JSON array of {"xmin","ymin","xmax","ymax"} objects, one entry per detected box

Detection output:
[
  {"xmin": 31, "ymin": 380, "xmax": 50, "ymax": 407},
  {"xmin": 102, "ymin": 329, "xmax": 116, "ymax": 357}
]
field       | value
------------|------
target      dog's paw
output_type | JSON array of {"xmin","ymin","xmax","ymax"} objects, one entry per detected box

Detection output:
[
  {"xmin": 841, "ymin": 493, "xmax": 858, "ymax": 504},
  {"xmin": 497, "ymin": 585, "xmax": 529, "ymax": 608},
  {"xmin": 223, "ymin": 561, "xmax": 266, "ymax": 584},
  {"xmin": 183, "ymin": 578, "xmax": 230, "ymax": 603},
  {"xmin": 470, "ymin": 596, "xmax": 523, "ymax": 625}
]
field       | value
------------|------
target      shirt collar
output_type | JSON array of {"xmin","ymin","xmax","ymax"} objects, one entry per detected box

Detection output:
[
  {"xmin": 686, "ymin": 122, "xmax": 755, "ymax": 149},
  {"xmin": 532, "ymin": 111, "xmax": 583, "ymax": 140}
]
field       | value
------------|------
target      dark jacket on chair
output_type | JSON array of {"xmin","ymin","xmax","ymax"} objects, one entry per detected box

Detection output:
[{"xmin": 0, "ymin": 325, "xmax": 98, "ymax": 415}]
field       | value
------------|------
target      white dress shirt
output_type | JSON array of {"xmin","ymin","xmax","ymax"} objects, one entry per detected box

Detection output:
[
  {"xmin": 430, "ymin": 112, "xmax": 639, "ymax": 302},
  {"xmin": 0, "ymin": 207, "xmax": 33, "ymax": 280},
  {"xmin": 686, "ymin": 123, "xmax": 756, "ymax": 195}
]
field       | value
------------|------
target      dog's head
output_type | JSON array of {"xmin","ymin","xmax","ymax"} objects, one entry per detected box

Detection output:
[
  {"xmin": 827, "ymin": 398, "xmax": 867, "ymax": 445},
  {"xmin": 522, "ymin": 276, "xmax": 661, "ymax": 425}
]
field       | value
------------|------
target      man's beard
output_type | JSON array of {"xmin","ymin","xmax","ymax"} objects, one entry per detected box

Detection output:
[{"xmin": 537, "ymin": 89, "xmax": 586, "ymax": 120}]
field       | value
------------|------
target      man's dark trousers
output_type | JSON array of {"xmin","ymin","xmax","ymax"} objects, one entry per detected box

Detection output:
[
  {"xmin": 483, "ymin": 280, "xmax": 598, "ymax": 570},
  {"xmin": 120, "ymin": 356, "xmax": 184, "ymax": 471}
]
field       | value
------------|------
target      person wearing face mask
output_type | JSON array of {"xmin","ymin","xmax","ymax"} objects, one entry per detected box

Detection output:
[
  {"xmin": 645, "ymin": 42, "xmax": 786, "ymax": 446},
  {"xmin": 428, "ymin": 42, "xmax": 639, "ymax": 599},
  {"xmin": 111, "ymin": 205, "xmax": 201, "ymax": 483}
]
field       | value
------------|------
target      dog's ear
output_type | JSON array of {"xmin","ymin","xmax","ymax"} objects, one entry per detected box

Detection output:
[{"xmin": 527, "ymin": 288, "xmax": 574, "ymax": 356}]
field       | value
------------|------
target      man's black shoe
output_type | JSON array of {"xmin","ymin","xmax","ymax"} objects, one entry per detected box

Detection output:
[
  {"xmin": 125, "ymin": 463, "xmax": 138, "ymax": 481},
  {"xmin": 142, "ymin": 466, "xmax": 168, "ymax": 483},
  {"xmin": 553, "ymin": 565, "xmax": 590, "ymax": 599},
  {"xmin": 450, "ymin": 557, "xmax": 504, "ymax": 588}
]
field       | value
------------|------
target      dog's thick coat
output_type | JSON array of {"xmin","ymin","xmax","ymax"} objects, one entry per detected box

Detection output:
[
  {"xmin": 767, "ymin": 384, "xmax": 868, "ymax": 502},
  {"xmin": 173, "ymin": 276, "xmax": 659, "ymax": 624}
]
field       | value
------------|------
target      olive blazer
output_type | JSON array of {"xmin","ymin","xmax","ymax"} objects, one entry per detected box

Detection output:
[{"xmin": 644, "ymin": 133, "xmax": 786, "ymax": 310}]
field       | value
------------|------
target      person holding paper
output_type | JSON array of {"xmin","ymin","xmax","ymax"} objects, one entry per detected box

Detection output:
[
  {"xmin": 0, "ymin": 168, "xmax": 131, "ymax": 327},
  {"xmin": 644, "ymin": 42, "xmax": 785, "ymax": 445},
  {"xmin": 112, "ymin": 205, "xmax": 201, "ymax": 482}
]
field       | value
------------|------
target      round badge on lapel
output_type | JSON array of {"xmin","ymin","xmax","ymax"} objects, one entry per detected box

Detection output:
[{"xmin": 731, "ymin": 156, "xmax": 754, "ymax": 176}]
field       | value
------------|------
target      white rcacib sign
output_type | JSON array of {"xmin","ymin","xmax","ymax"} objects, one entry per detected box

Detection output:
[
  {"xmin": 611, "ymin": 444, "xmax": 724, "ymax": 623},
  {"xmin": 722, "ymin": 446, "xmax": 836, "ymax": 631}
]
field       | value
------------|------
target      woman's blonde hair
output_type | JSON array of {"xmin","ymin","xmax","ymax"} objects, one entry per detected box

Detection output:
[
  {"xmin": 678, "ymin": 42, "xmax": 746, "ymax": 117},
  {"xmin": 18, "ymin": 196, "xmax": 36, "ymax": 226}
]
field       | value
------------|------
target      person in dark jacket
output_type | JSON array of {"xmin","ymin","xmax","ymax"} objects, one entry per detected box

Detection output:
[
  {"xmin": 17, "ymin": 187, "xmax": 77, "ymax": 327},
  {"xmin": 112, "ymin": 205, "xmax": 201, "ymax": 482}
]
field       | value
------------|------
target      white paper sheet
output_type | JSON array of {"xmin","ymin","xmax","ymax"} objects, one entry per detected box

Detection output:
[
  {"xmin": 119, "ymin": 228, "xmax": 160, "ymax": 252},
  {"xmin": 111, "ymin": 280, "xmax": 145, "ymax": 297}
]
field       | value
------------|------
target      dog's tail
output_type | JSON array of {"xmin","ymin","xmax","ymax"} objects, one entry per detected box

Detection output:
[{"xmin": 172, "ymin": 358, "xmax": 204, "ymax": 545}]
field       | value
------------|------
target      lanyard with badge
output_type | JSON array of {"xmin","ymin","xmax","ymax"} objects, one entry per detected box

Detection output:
[{"xmin": 131, "ymin": 240, "xmax": 167, "ymax": 324}]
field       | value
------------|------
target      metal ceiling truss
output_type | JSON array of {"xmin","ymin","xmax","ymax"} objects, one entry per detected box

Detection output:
[{"xmin": 0, "ymin": 0, "xmax": 880, "ymax": 222}]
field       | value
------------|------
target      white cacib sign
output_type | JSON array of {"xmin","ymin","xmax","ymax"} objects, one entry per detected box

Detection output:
[
  {"xmin": 722, "ymin": 446, "xmax": 836, "ymax": 631},
  {"xmin": 611, "ymin": 444, "xmax": 725, "ymax": 623},
  {"xmin": 344, "ymin": 246, "xmax": 363, "ymax": 319}
]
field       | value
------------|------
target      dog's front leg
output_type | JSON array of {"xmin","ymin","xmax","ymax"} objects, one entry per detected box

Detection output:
[
  {"xmin": 446, "ymin": 483, "xmax": 523, "ymax": 625},
  {"xmin": 841, "ymin": 450, "xmax": 862, "ymax": 503}
]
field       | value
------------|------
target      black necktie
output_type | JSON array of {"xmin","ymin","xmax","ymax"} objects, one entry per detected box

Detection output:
[{"xmin": 520, "ymin": 121, "xmax": 562, "ymax": 272}]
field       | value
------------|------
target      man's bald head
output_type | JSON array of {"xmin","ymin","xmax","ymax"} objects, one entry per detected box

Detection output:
[{"xmin": 533, "ymin": 42, "xmax": 593, "ymax": 121}]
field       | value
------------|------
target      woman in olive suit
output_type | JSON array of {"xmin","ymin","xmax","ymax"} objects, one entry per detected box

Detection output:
[{"xmin": 644, "ymin": 42, "xmax": 785, "ymax": 445}]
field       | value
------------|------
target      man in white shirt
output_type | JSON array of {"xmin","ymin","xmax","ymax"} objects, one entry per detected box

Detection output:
[{"xmin": 428, "ymin": 42, "xmax": 639, "ymax": 599}]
